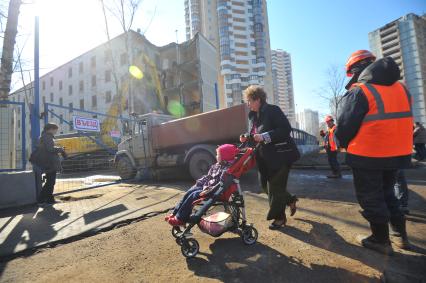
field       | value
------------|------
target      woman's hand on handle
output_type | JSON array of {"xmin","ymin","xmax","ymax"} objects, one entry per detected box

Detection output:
[{"xmin": 253, "ymin": 134, "xmax": 264, "ymax": 143}]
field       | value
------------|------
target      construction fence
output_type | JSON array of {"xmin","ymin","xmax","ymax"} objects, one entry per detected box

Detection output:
[
  {"xmin": 43, "ymin": 102, "xmax": 135, "ymax": 194},
  {"xmin": 0, "ymin": 100, "xmax": 27, "ymax": 172}
]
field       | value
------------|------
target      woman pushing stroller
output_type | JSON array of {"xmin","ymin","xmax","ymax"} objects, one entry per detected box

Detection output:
[{"xmin": 165, "ymin": 144, "xmax": 239, "ymax": 226}]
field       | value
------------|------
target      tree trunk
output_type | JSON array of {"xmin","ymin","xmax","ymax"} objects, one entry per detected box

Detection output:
[{"xmin": 0, "ymin": 0, "xmax": 22, "ymax": 100}]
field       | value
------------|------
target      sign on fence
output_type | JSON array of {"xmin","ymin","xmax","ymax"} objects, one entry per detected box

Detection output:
[{"xmin": 73, "ymin": 116, "xmax": 100, "ymax": 132}]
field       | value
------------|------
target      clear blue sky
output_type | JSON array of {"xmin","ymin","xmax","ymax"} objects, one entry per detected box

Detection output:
[{"xmin": 268, "ymin": 0, "xmax": 425, "ymax": 116}]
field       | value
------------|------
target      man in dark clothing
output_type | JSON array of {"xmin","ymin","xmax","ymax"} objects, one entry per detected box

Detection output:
[
  {"xmin": 335, "ymin": 50, "xmax": 413, "ymax": 255},
  {"xmin": 30, "ymin": 123, "xmax": 66, "ymax": 204},
  {"xmin": 413, "ymin": 122, "xmax": 426, "ymax": 161}
]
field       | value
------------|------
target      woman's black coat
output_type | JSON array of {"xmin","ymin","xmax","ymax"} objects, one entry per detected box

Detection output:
[{"xmin": 248, "ymin": 103, "xmax": 300, "ymax": 171}]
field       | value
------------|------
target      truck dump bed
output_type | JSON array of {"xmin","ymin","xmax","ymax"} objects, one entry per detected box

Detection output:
[{"xmin": 152, "ymin": 104, "xmax": 249, "ymax": 150}]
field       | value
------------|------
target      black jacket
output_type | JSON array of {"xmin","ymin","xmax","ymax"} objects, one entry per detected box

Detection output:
[
  {"xmin": 249, "ymin": 103, "xmax": 300, "ymax": 171},
  {"xmin": 30, "ymin": 132, "xmax": 64, "ymax": 172},
  {"xmin": 335, "ymin": 57, "xmax": 411, "ymax": 169}
]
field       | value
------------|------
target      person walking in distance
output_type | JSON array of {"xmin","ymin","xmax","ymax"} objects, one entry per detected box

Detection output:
[
  {"xmin": 336, "ymin": 50, "xmax": 413, "ymax": 255},
  {"xmin": 29, "ymin": 123, "xmax": 66, "ymax": 205},
  {"xmin": 413, "ymin": 122, "xmax": 426, "ymax": 161},
  {"xmin": 324, "ymin": 115, "xmax": 341, "ymax": 178}
]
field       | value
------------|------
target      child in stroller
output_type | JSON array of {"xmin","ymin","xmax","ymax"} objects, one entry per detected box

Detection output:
[
  {"xmin": 165, "ymin": 144, "xmax": 239, "ymax": 226},
  {"xmin": 168, "ymin": 141, "xmax": 259, "ymax": 258}
]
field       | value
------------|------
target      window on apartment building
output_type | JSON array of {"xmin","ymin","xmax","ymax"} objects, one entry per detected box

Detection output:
[
  {"xmin": 68, "ymin": 85, "xmax": 73, "ymax": 95},
  {"xmin": 120, "ymin": 53, "xmax": 128, "ymax": 66},
  {"xmin": 59, "ymin": 97, "xmax": 63, "ymax": 106},
  {"xmin": 50, "ymin": 77, "xmax": 54, "ymax": 86},
  {"xmin": 68, "ymin": 67, "xmax": 72, "ymax": 78},
  {"xmin": 42, "ymin": 96, "xmax": 46, "ymax": 104},
  {"xmin": 80, "ymin": 99, "xmax": 84, "ymax": 110},
  {"xmin": 79, "ymin": 80, "xmax": 84, "ymax": 92},
  {"xmin": 59, "ymin": 114, "xmax": 63, "ymax": 124},
  {"xmin": 105, "ymin": 91, "xmax": 112, "ymax": 103},
  {"xmin": 50, "ymin": 92, "xmax": 53, "ymax": 102},
  {"xmin": 104, "ymin": 50, "xmax": 112, "ymax": 63},
  {"xmin": 91, "ymin": 56, "xmax": 96, "ymax": 68},
  {"xmin": 105, "ymin": 70, "xmax": 112, "ymax": 82},
  {"xmin": 42, "ymin": 80, "xmax": 46, "ymax": 90},
  {"xmin": 59, "ymin": 80, "xmax": 63, "ymax": 90},
  {"xmin": 79, "ymin": 62, "xmax": 84, "ymax": 74},
  {"xmin": 92, "ymin": 95, "xmax": 97, "ymax": 108},
  {"xmin": 91, "ymin": 75, "xmax": 96, "ymax": 87},
  {"xmin": 254, "ymin": 23, "xmax": 263, "ymax": 32},
  {"xmin": 69, "ymin": 102, "xmax": 73, "ymax": 112}
]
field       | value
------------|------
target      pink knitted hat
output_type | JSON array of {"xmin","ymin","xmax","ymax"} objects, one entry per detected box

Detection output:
[{"xmin": 217, "ymin": 144, "xmax": 238, "ymax": 162}]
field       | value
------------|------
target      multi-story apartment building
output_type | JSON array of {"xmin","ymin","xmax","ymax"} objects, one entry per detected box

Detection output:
[
  {"xmin": 185, "ymin": 0, "xmax": 273, "ymax": 107},
  {"xmin": 296, "ymin": 109, "xmax": 319, "ymax": 137},
  {"xmin": 271, "ymin": 49, "xmax": 296, "ymax": 127},
  {"xmin": 6, "ymin": 31, "xmax": 217, "ymax": 169},
  {"xmin": 369, "ymin": 13, "xmax": 426, "ymax": 123}
]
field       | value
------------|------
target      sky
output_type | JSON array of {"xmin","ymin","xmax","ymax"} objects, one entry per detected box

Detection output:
[{"xmin": 11, "ymin": 0, "xmax": 426, "ymax": 116}]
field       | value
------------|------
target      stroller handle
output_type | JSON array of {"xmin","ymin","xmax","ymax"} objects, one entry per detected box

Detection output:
[{"xmin": 238, "ymin": 134, "xmax": 261, "ymax": 151}]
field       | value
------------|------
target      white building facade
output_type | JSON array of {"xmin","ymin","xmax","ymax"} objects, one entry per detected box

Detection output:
[
  {"xmin": 369, "ymin": 13, "xmax": 426, "ymax": 123},
  {"xmin": 8, "ymin": 31, "xmax": 217, "ymax": 169},
  {"xmin": 296, "ymin": 109, "xmax": 319, "ymax": 137},
  {"xmin": 185, "ymin": 0, "xmax": 273, "ymax": 107},
  {"xmin": 271, "ymin": 49, "xmax": 296, "ymax": 127}
]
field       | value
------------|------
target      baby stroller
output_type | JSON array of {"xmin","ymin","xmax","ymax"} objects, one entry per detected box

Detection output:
[{"xmin": 171, "ymin": 145, "xmax": 258, "ymax": 258}]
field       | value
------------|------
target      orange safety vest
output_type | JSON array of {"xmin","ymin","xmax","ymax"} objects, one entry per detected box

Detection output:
[
  {"xmin": 327, "ymin": 125, "xmax": 338, "ymax": 152},
  {"xmin": 347, "ymin": 82, "xmax": 413, "ymax": 158}
]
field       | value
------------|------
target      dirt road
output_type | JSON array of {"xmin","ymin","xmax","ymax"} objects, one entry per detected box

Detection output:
[{"xmin": 1, "ymin": 169, "xmax": 425, "ymax": 283}]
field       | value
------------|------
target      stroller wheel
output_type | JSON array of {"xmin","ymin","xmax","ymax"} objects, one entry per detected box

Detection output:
[
  {"xmin": 181, "ymin": 238, "xmax": 199, "ymax": 258},
  {"xmin": 172, "ymin": 226, "xmax": 182, "ymax": 238},
  {"xmin": 241, "ymin": 226, "xmax": 258, "ymax": 245},
  {"xmin": 176, "ymin": 237, "xmax": 183, "ymax": 246}
]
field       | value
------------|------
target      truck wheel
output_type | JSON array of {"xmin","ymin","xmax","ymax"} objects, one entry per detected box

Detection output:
[
  {"xmin": 116, "ymin": 156, "xmax": 136, "ymax": 180},
  {"xmin": 189, "ymin": 151, "xmax": 215, "ymax": 180}
]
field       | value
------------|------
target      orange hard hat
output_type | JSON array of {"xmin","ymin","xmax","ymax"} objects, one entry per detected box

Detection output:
[
  {"xmin": 345, "ymin": 50, "xmax": 376, "ymax": 77},
  {"xmin": 325, "ymin": 115, "xmax": 334, "ymax": 122}
]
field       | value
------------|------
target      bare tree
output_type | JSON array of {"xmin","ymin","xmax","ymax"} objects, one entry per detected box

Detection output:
[
  {"xmin": 0, "ymin": 0, "xmax": 22, "ymax": 100},
  {"xmin": 99, "ymin": 0, "xmax": 142, "ymax": 114},
  {"xmin": 317, "ymin": 64, "xmax": 347, "ymax": 119}
]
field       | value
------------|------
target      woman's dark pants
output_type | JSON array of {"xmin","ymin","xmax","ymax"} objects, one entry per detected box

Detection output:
[
  {"xmin": 39, "ymin": 171, "xmax": 57, "ymax": 202},
  {"xmin": 259, "ymin": 164, "xmax": 294, "ymax": 221}
]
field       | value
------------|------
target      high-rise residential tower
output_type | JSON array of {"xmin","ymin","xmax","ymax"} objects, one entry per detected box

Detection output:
[
  {"xmin": 296, "ymin": 109, "xmax": 319, "ymax": 137},
  {"xmin": 185, "ymin": 0, "xmax": 273, "ymax": 107},
  {"xmin": 369, "ymin": 13, "xmax": 426, "ymax": 123},
  {"xmin": 271, "ymin": 49, "xmax": 296, "ymax": 126}
]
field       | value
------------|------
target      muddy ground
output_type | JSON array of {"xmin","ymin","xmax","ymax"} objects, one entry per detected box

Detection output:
[{"xmin": 0, "ymin": 169, "xmax": 425, "ymax": 283}]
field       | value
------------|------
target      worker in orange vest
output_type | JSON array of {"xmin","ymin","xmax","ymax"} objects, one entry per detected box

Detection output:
[
  {"xmin": 324, "ymin": 115, "xmax": 341, "ymax": 178},
  {"xmin": 335, "ymin": 50, "xmax": 413, "ymax": 255}
]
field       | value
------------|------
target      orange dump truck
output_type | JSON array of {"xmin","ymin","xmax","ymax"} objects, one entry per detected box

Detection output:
[{"xmin": 114, "ymin": 104, "xmax": 249, "ymax": 180}]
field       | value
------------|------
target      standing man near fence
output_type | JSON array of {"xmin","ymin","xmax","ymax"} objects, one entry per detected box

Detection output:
[
  {"xmin": 324, "ymin": 115, "xmax": 341, "ymax": 178},
  {"xmin": 30, "ymin": 123, "xmax": 66, "ymax": 205},
  {"xmin": 336, "ymin": 50, "xmax": 413, "ymax": 255}
]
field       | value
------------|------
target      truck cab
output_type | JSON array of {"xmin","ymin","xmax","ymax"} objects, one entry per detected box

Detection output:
[{"xmin": 115, "ymin": 113, "xmax": 174, "ymax": 179}]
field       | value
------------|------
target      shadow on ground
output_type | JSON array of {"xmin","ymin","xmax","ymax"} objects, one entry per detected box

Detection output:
[{"xmin": 186, "ymin": 238, "xmax": 373, "ymax": 283}]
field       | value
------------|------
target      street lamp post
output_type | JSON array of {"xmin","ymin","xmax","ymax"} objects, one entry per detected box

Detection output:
[{"xmin": 31, "ymin": 16, "xmax": 40, "ymax": 151}]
